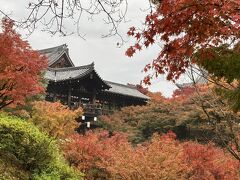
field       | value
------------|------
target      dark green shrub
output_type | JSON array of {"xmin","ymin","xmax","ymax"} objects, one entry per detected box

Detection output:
[
  {"xmin": 33, "ymin": 161, "xmax": 83, "ymax": 180},
  {"xmin": 0, "ymin": 114, "xmax": 83, "ymax": 179},
  {"xmin": 0, "ymin": 151, "xmax": 30, "ymax": 180}
]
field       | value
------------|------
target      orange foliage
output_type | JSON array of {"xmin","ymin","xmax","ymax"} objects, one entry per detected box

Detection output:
[
  {"xmin": 126, "ymin": 0, "xmax": 240, "ymax": 82},
  {"xmin": 147, "ymin": 91, "xmax": 165, "ymax": 103},
  {"xmin": 63, "ymin": 131, "xmax": 240, "ymax": 180},
  {"xmin": 30, "ymin": 101, "xmax": 82, "ymax": 139},
  {"xmin": 0, "ymin": 18, "xmax": 47, "ymax": 109},
  {"xmin": 170, "ymin": 84, "xmax": 210, "ymax": 103},
  {"xmin": 182, "ymin": 142, "xmax": 240, "ymax": 179},
  {"xmin": 63, "ymin": 131, "xmax": 129, "ymax": 179},
  {"xmin": 173, "ymin": 86, "xmax": 196, "ymax": 98}
]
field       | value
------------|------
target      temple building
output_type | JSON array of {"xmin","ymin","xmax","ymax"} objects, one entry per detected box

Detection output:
[{"xmin": 40, "ymin": 44, "xmax": 149, "ymax": 120}]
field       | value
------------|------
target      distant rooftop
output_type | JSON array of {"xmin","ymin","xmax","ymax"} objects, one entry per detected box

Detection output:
[
  {"xmin": 39, "ymin": 44, "xmax": 74, "ymax": 66},
  {"xmin": 105, "ymin": 81, "xmax": 149, "ymax": 100}
]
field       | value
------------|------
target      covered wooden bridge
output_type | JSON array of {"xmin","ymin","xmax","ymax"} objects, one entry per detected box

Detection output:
[{"xmin": 40, "ymin": 44, "xmax": 149, "ymax": 119}]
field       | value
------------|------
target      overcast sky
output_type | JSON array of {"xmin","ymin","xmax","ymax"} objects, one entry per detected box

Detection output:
[{"xmin": 0, "ymin": 0, "xmax": 183, "ymax": 97}]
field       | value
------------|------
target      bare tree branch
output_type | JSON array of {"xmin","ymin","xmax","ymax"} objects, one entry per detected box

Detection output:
[{"xmin": 0, "ymin": 0, "xmax": 129, "ymax": 42}]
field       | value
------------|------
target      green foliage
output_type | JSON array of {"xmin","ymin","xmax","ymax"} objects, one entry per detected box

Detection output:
[
  {"xmin": 98, "ymin": 100, "xmax": 203, "ymax": 144},
  {"xmin": 196, "ymin": 44, "xmax": 240, "ymax": 83},
  {"xmin": 195, "ymin": 43, "xmax": 240, "ymax": 112},
  {"xmin": 0, "ymin": 151, "xmax": 30, "ymax": 180},
  {"xmin": 98, "ymin": 92, "xmax": 225, "ymax": 145},
  {"xmin": 33, "ymin": 161, "xmax": 83, "ymax": 180},
  {"xmin": 0, "ymin": 113, "xmax": 83, "ymax": 179}
]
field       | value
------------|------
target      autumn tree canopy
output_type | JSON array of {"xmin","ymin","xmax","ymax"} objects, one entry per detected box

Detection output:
[
  {"xmin": 63, "ymin": 131, "xmax": 240, "ymax": 179},
  {"xmin": 0, "ymin": 19, "xmax": 47, "ymax": 109},
  {"xmin": 30, "ymin": 101, "xmax": 83, "ymax": 139},
  {"xmin": 126, "ymin": 0, "xmax": 240, "ymax": 83}
]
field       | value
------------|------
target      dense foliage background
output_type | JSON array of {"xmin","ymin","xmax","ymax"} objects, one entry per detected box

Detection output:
[{"xmin": 0, "ymin": 0, "xmax": 239, "ymax": 179}]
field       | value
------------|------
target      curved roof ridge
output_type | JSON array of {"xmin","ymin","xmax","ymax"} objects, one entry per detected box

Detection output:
[
  {"xmin": 105, "ymin": 81, "xmax": 138, "ymax": 89},
  {"xmin": 48, "ymin": 63, "xmax": 94, "ymax": 72},
  {"xmin": 38, "ymin": 44, "xmax": 67, "ymax": 53},
  {"xmin": 92, "ymin": 66, "xmax": 111, "ymax": 89}
]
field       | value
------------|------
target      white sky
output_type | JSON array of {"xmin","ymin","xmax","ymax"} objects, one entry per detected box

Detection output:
[{"xmin": 0, "ymin": 0, "xmax": 180, "ymax": 97}]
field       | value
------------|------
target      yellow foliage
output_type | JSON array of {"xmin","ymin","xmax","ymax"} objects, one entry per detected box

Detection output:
[{"xmin": 30, "ymin": 101, "xmax": 83, "ymax": 139}]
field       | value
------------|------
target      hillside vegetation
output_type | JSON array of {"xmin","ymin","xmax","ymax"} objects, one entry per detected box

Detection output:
[
  {"xmin": 97, "ymin": 91, "xmax": 217, "ymax": 144},
  {"xmin": 0, "ymin": 114, "xmax": 83, "ymax": 179}
]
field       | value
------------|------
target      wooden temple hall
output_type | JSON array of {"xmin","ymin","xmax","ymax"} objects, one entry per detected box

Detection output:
[{"xmin": 40, "ymin": 44, "xmax": 149, "ymax": 120}]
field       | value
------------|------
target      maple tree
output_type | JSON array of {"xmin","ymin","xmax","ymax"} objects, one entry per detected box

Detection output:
[
  {"xmin": 172, "ymin": 86, "xmax": 195, "ymax": 98},
  {"xmin": 63, "ymin": 131, "xmax": 240, "ymax": 179},
  {"xmin": 0, "ymin": 18, "xmax": 47, "ymax": 109},
  {"xmin": 30, "ymin": 101, "xmax": 83, "ymax": 139},
  {"xmin": 126, "ymin": 0, "xmax": 240, "ymax": 83},
  {"xmin": 62, "ymin": 131, "xmax": 126, "ymax": 179},
  {"xmin": 170, "ymin": 82, "xmax": 240, "ymax": 161},
  {"xmin": 191, "ymin": 87, "xmax": 240, "ymax": 160},
  {"xmin": 193, "ymin": 43, "xmax": 240, "ymax": 111}
]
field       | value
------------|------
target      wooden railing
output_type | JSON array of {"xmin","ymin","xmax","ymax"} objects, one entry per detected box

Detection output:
[{"xmin": 71, "ymin": 103, "xmax": 114, "ymax": 116}]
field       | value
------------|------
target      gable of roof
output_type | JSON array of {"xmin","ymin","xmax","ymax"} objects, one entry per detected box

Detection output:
[
  {"xmin": 104, "ymin": 81, "xmax": 150, "ymax": 100},
  {"xmin": 38, "ymin": 44, "xmax": 75, "ymax": 67}
]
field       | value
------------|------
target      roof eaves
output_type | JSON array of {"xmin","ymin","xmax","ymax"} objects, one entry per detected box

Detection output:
[
  {"xmin": 73, "ymin": 67, "xmax": 94, "ymax": 81},
  {"xmin": 47, "ymin": 62, "xmax": 94, "ymax": 72},
  {"xmin": 64, "ymin": 49, "xmax": 75, "ymax": 67},
  {"xmin": 93, "ymin": 67, "xmax": 111, "ymax": 89},
  {"xmin": 46, "ymin": 63, "xmax": 111, "ymax": 87},
  {"xmin": 38, "ymin": 44, "xmax": 67, "ymax": 53}
]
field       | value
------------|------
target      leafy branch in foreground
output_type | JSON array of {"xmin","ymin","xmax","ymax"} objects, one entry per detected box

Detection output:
[
  {"xmin": 126, "ymin": 0, "xmax": 239, "ymax": 83},
  {"xmin": 0, "ymin": 18, "xmax": 47, "ymax": 109}
]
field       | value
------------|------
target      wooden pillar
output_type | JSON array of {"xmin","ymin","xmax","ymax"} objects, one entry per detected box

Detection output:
[
  {"xmin": 53, "ymin": 83, "xmax": 57, "ymax": 102},
  {"xmin": 53, "ymin": 93, "xmax": 57, "ymax": 102},
  {"xmin": 68, "ymin": 84, "xmax": 72, "ymax": 107},
  {"xmin": 78, "ymin": 95, "xmax": 82, "ymax": 108},
  {"xmin": 111, "ymin": 95, "xmax": 116, "ymax": 110},
  {"xmin": 91, "ymin": 88, "xmax": 96, "ymax": 104},
  {"xmin": 122, "ymin": 97, "xmax": 126, "ymax": 107}
]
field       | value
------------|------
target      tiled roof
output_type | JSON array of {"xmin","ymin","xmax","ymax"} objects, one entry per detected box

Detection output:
[
  {"xmin": 38, "ymin": 44, "xmax": 74, "ymax": 66},
  {"xmin": 104, "ymin": 81, "xmax": 150, "ymax": 100},
  {"xmin": 45, "ymin": 63, "xmax": 110, "ymax": 89},
  {"xmin": 45, "ymin": 63, "xmax": 93, "ymax": 82}
]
